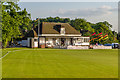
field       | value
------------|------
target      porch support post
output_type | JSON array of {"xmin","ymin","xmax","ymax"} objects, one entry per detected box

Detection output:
[
  {"xmin": 45, "ymin": 37, "xmax": 46, "ymax": 48},
  {"xmin": 71, "ymin": 38, "xmax": 73, "ymax": 45},
  {"xmin": 60, "ymin": 38, "xmax": 61, "ymax": 46},
  {"xmin": 38, "ymin": 37, "xmax": 40, "ymax": 48}
]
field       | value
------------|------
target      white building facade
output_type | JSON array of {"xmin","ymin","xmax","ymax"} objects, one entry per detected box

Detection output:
[{"xmin": 27, "ymin": 22, "xmax": 90, "ymax": 48}]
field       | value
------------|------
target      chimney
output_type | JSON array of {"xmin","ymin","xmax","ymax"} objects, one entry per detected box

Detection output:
[{"xmin": 60, "ymin": 26, "xmax": 65, "ymax": 35}]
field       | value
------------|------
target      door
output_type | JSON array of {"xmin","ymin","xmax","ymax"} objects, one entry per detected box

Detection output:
[
  {"xmin": 61, "ymin": 38, "xmax": 66, "ymax": 46},
  {"xmin": 71, "ymin": 38, "xmax": 73, "ymax": 45}
]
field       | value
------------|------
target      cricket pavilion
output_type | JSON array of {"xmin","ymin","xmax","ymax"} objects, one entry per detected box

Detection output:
[{"xmin": 26, "ymin": 22, "xmax": 90, "ymax": 49}]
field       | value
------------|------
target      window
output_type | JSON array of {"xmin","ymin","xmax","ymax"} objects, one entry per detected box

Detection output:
[
  {"xmin": 77, "ymin": 38, "xmax": 83, "ymax": 42},
  {"xmin": 84, "ymin": 38, "xmax": 89, "ymax": 42}
]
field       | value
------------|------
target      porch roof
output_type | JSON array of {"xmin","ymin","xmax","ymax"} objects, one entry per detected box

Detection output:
[{"xmin": 45, "ymin": 36, "xmax": 89, "ymax": 38}]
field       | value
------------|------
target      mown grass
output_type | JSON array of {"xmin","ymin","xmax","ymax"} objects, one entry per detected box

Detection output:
[
  {"xmin": 2, "ymin": 48, "xmax": 29, "ymax": 57},
  {"xmin": 2, "ymin": 48, "xmax": 118, "ymax": 78}
]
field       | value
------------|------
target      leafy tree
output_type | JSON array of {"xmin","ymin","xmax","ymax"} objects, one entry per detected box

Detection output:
[
  {"xmin": 70, "ymin": 18, "xmax": 94, "ymax": 36},
  {"xmin": 118, "ymin": 32, "xmax": 120, "ymax": 43},
  {"xmin": 2, "ymin": 1, "xmax": 31, "ymax": 48},
  {"xmin": 35, "ymin": 17, "xmax": 71, "ymax": 24},
  {"xmin": 18, "ymin": 8, "xmax": 32, "ymax": 37},
  {"xmin": 63, "ymin": 18, "xmax": 70, "ymax": 23},
  {"xmin": 90, "ymin": 21, "xmax": 118, "ymax": 44}
]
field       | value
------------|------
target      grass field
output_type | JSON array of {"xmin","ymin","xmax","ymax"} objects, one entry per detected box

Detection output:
[{"xmin": 2, "ymin": 48, "xmax": 118, "ymax": 78}]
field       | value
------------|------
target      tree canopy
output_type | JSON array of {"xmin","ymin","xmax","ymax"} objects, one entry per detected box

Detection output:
[
  {"xmin": 1, "ymin": 1, "xmax": 119, "ymax": 48},
  {"xmin": 1, "ymin": 1, "xmax": 32, "ymax": 48},
  {"xmin": 33, "ymin": 17, "xmax": 118, "ymax": 44}
]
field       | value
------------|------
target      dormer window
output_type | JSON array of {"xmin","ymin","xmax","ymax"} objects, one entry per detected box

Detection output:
[{"xmin": 60, "ymin": 26, "xmax": 65, "ymax": 35}]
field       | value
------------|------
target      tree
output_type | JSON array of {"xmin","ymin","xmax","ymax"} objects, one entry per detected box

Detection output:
[
  {"xmin": 2, "ymin": 1, "xmax": 31, "ymax": 48},
  {"xmin": 90, "ymin": 21, "xmax": 118, "ymax": 44},
  {"xmin": 63, "ymin": 18, "xmax": 70, "ymax": 23},
  {"xmin": 70, "ymin": 18, "xmax": 94, "ymax": 36},
  {"xmin": 19, "ymin": 8, "xmax": 32, "ymax": 37}
]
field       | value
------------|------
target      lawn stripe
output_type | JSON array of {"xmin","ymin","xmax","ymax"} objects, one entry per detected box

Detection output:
[
  {"xmin": 1, "ymin": 49, "xmax": 62, "ymax": 59},
  {"xmin": 1, "ymin": 48, "xmax": 118, "ymax": 59},
  {"xmin": 0, "ymin": 51, "xmax": 11, "ymax": 59}
]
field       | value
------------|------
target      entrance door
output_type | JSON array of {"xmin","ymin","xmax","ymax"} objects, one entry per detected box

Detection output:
[
  {"xmin": 71, "ymin": 38, "xmax": 73, "ymax": 45},
  {"xmin": 61, "ymin": 38, "xmax": 66, "ymax": 46}
]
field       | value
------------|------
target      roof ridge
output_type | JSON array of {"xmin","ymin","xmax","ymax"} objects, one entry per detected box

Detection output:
[{"xmin": 42, "ymin": 22, "xmax": 68, "ymax": 24}]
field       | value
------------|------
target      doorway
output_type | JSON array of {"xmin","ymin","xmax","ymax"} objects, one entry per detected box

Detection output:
[{"xmin": 61, "ymin": 38, "xmax": 66, "ymax": 46}]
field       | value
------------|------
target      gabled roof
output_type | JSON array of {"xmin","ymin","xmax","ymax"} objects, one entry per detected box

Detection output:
[
  {"xmin": 27, "ymin": 29, "xmax": 38, "ymax": 37},
  {"xmin": 39, "ymin": 22, "xmax": 81, "ymax": 34},
  {"xmin": 27, "ymin": 22, "xmax": 81, "ymax": 37}
]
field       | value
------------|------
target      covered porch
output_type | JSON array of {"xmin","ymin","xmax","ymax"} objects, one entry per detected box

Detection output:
[{"xmin": 38, "ymin": 36, "xmax": 90, "ymax": 48}]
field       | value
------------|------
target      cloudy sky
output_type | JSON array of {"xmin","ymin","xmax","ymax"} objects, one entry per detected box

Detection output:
[{"xmin": 18, "ymin": 2, "xmax": 118, "ymax": 32}]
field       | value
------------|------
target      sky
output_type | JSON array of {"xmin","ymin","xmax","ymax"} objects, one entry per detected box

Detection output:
[
  {"xmin": 20, "ymin": 0, "xmax": 119, "ymax": 2},
  {"xmin": 18, "ymin": 1, "xmax": 118, "ymax": 32}
]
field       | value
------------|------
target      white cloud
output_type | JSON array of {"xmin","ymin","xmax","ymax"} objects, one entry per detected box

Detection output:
[
  {"xmin": 55, "ymin": 5, "xmax": 117, "ymax": 17},
  {"xmin": 100, "ymin": 5, "xmax": 112, "ymax": 9}
]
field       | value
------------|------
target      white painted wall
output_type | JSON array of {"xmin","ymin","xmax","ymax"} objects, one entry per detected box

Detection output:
[
  {"xmin": 74, "ymin": 42, "xmax": 89, "ymax": 46},
  {"xmin": 67, "ymin": 46, "xmax": 89, "ymax": 49},
  {"xmin": 34, "ymin": 42, "xmax": 38, "ymax": 47},
  {"xmin": 33, "ymin": 37, "xmax": 38, "ymax": 48},
  {"xmin": 27, "ymin": 37, "xmax": 38, "ymax": 48},
  {"xmin": 39, "ymin": 37, "xmax": 45, "ymax": 45}
]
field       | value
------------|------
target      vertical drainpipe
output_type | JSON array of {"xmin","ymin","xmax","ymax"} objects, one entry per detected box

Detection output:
[
  {"xmin": 38, "ymin": 18, "xmax": 40, "ymax": 48},
  {"xmin": 45, "ymin": 37, "xmax": 46, "ymax": 48}
]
